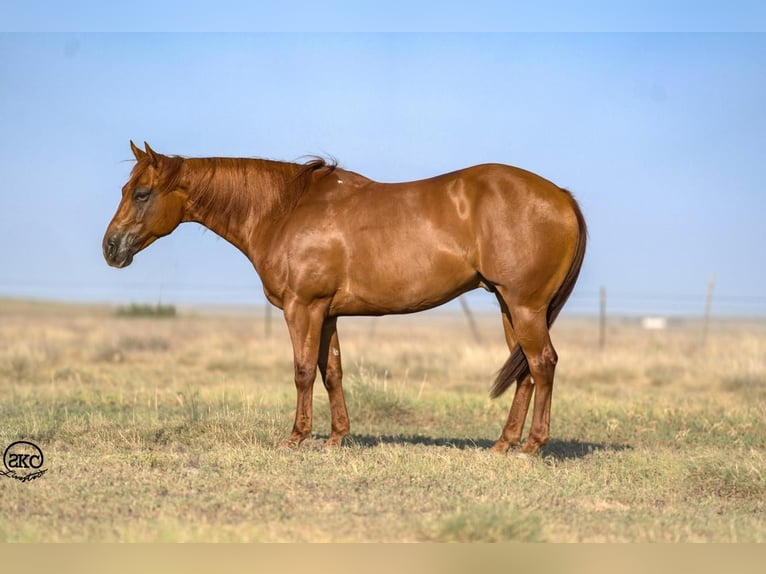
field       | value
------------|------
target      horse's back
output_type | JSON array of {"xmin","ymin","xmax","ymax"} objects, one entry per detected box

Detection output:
[
  {"xmin": 277, "ymin": 162, "xmax": 581, "ymax": 315},
  {"xmin": 367, "ymin": 162, "xmax": 581, "ymax": 308}
]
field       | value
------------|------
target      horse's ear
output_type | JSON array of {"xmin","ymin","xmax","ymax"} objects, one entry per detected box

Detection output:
[
  {"xmin": 130, "ymin": 140, "xmax": 145, "ymax": 161},
  {"xmin": 144, "ymin": 141, "xmax": 159, "ymax": 166}
]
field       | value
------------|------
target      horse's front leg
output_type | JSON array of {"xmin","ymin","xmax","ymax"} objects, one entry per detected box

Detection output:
[{"xmin": 281, "ymin": 298, "xmax": 328, "ymax": 448}]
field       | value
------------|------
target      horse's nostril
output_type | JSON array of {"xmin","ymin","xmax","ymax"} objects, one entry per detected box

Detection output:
[{"xmin": 105, "ymin": 235, "xmax": 118, "ymax": 259}]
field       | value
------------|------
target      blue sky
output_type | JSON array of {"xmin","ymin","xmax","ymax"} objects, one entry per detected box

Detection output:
[
  {"xmin": 3, "ymin": 1, "xmax": 766, "ymax": 32},
  {"xmin": 1, "ymin": 28, "xmax": 765, "ymax": 315}
]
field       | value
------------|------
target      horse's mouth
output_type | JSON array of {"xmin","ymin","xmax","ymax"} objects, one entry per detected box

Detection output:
[{"xmin": 108, "ymin": 251, "xmax": 134, "ymax": 268}]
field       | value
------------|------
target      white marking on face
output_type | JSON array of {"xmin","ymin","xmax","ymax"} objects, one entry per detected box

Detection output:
[{"xmin": 332, "ymin": 347, "xmax": 340, "ymax": 356}]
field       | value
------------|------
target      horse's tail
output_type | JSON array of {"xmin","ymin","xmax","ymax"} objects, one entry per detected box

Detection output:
[{"xmin": 489, "ymin": 190, "xmax": 587, "ymax": 399}]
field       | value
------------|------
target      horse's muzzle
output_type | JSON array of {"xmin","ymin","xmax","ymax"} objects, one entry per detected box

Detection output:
[{"xmin": 103, "ymin": 232, "xmax": 135, "ymax": 268}]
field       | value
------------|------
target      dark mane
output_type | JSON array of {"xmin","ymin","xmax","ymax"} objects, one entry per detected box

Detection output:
[
  {"xmin": 294, "ymin": 155, "xmax": 340, "ymax": 190},
  {"xmin": 298, "ymin": 155, "xmax": 339, "ymax": 176},
  {"xmin": 157, "ymin": 154, "xmax": 185, "ymax": 191},
  {"xmin": 183, "ymin": 156, "xmax": 301, "ymax": 224},
  {"xmin": 132, "ymin": 153, "xmax": 341, "ymax": 237}
]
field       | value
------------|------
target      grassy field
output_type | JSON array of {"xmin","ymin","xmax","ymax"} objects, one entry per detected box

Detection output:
[{"xmin": 0, "ymin": 297, "xmax": 764, "ymax": 542}]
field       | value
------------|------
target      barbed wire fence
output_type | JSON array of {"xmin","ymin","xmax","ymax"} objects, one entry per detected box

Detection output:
[
  {"xmin": 2, "ymin": 275, "xmax": 766, "ymax": 348},
  {"xmin": 4, "ymin": 279, "xmax": 765, "ymax": 313}
]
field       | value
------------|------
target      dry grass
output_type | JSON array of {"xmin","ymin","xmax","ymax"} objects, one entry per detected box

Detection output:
[{"xmin": 0, "ymin": 298, "xmax": 764, "ymax": 542}]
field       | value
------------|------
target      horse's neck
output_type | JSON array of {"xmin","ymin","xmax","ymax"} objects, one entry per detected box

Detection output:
[{"xmin": 181, "ymin": 157, "xmax": 301, "ymax": 255}]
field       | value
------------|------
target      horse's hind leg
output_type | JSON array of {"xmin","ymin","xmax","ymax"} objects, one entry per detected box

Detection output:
[
  {"xmin": 491, "ymin": 309, "xmax": 536, "ymax": 454},
  {"xmin": 318, "ymin": 317, "xmax": 350, "ymax": 447},
  {"xmin": 501, "ymin": 299, "xmax": 558, "ymax": 456}
]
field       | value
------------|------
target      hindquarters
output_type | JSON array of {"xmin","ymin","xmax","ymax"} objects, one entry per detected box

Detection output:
[{"xmin": 471, "ymin": 170, "xmax": 586, "ymax": 398}]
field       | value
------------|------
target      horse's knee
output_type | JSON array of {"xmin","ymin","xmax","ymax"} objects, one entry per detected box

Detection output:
[{"xmin": 294, "ymin": 363, "xmax": 317, "ymax": 388}]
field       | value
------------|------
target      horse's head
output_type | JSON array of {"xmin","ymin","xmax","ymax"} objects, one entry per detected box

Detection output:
[{"xmin": 103, "ymin": 141, "xmax": 187, "ymax": 268}]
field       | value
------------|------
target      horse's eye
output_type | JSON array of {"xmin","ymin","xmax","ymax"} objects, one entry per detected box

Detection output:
[{"xmin": 133, "ymin": 189, "xmax": 151, "ymax": 202}]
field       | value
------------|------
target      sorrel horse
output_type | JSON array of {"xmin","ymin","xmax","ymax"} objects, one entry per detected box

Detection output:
[{"xmin": 104, "ymin": 141, "xmax": 586, "ymax": 455}]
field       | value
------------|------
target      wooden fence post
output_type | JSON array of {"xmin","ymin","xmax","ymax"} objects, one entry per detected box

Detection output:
[
  {"xmin": 702, "ymin": 273, "xmax": 716, "ymax": 348},
  {"xmin": 459, "ymin": 296, "xmax": 483, "ymax": 344},
  {"xmin": 599, "ymin": 286, "xmax": 607, "ymax": 351}
]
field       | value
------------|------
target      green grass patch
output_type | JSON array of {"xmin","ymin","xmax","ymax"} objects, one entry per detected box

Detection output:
[
  {"xmin": 1, "ymin": 302, "xmax": 765, "ymax": 541},
  {"xmin": 114, "ymin": 303, "xmax": 177, "ymax": 318},
  {"xmin": 426, "ymin": 504, "xmax": 544, "ymax": 542}
]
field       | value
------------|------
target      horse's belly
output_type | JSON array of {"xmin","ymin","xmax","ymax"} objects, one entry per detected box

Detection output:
[{"xmin": 329, "ymin": 249, "xmax": 479, "ymax": 316}]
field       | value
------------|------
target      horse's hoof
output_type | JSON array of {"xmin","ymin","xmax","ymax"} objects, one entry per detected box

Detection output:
[
  {"xmin": 489, "ymin": 445, "xmax": 508, "ymax": 456},
  {"xmin": 514, "ymin": 451, "xmax": 535, "ymax": 461},
  {"xmin": 324, "ymin": 436, "xmax": 347, "ymax": 449},
  {"xmin": 277, "ymin": 439, "xmax": 302, "ymax": 452}
]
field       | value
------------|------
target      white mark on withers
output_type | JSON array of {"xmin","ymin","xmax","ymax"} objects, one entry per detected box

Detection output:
[
  {"xmin": 332, "ymin": 347, "xmax": 340, "ymax": 357},
  {"xmin": 337, "ymin": 179, "xmax": 344, "ymax": 184}
]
